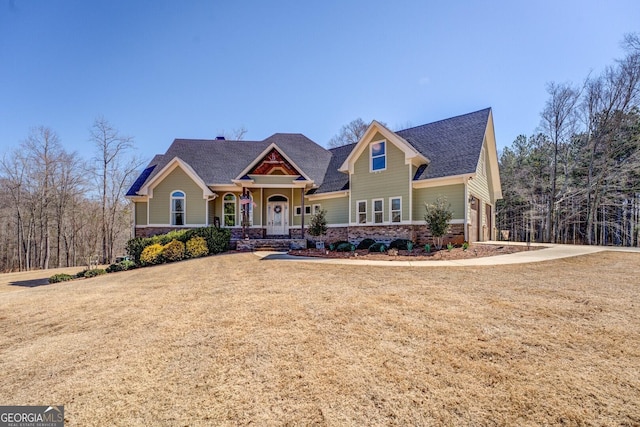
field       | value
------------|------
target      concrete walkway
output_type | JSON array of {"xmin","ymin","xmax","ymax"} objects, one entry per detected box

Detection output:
[{"xmin": 254, "ymin": 242, "xmax": 640, "ymax": 267}]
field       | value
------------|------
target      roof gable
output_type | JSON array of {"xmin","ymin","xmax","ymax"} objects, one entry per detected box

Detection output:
[
  {"xmin": 398, "ymin": 108, "xmax": 492, "ymax": 180},
  {"xmin": 235, "ymin": 143, "xmax": 310, "ymax": 180},
  {"xmin": 138, "ymin": 156, "xmax": 214, "ymax": 198},
  {"xmin": 338, "ymin": 121, "xmax": 428, "ymax": 174}
]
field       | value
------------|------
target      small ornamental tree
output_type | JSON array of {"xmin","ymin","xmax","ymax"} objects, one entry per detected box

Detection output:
[
  {"xmin": 308, "ymin": 209, "xmax": 328, "ymax": 244},
  {"xmin": 424, "ymin": 196, "xmax": 453, "ymax": 250}
]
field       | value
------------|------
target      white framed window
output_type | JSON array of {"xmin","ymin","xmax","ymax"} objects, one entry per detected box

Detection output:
[
  {"xmin": 294, "ymin": 205, "xmax": 312, "ymax": 216},
  {"xmin": 171, "ymin": 191, "xmax": 185, "ymax": 225},
  {"xmin": 390, "ymin": 197, "xmax": 401, "ymax": 223},
  {"xmin": 223, "ymin": 193, "xmax": 236, "ymax": 227},
  {"xmin": 373, "ymin": 199, "xmax": 383, "ymax": 223},
  {"xmin": 313, "ymin": 204, "xmax": 321, "ymax": 214},
  {"xmin": 357, "ymin": 200, "xmax": 367, "ymax": 224},
  {"xmin": 370, "ymin": 140, "xmax": 386, "ymax": 172}
]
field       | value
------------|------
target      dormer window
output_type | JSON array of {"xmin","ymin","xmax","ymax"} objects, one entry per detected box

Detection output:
[
  {"xmin": 370, "ymin": 141, "xmax": 386, "ymax": 172},
  {"xmin": 171, "ymin": 191, "xmax": 185, "ymax": 225}
]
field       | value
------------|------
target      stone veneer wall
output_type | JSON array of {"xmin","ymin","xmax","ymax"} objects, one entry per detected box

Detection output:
[
  {"xmin": 290, "ymin": 227, "xmax": 349, "ymax": 242},
  {"xmin": 135, "ymin": 227, "xmax": 177, "ymax": 238},
  {"xmin": 292, "ymin": 224, "xmax": 465, "ymax": 246},
  {"xmin": 136, "ymin": 224, "xmax": 465, "ymax": 246}
]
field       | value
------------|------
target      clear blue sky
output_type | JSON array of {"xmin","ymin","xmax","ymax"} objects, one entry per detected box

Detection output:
[{"xmin": 1, "ymin": 0, "xmax": 638, "ymax": 161}]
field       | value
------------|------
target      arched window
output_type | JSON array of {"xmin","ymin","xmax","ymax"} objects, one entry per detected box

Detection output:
[
  {"xmin": 171, "ymin": 191, "xmax": 185, "ymax": 225},
  {"xmin": 223, "ymin": 193, "xmax": 236, "ymax": 227}
]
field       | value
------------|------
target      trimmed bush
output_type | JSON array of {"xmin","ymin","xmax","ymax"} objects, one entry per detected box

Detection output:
[
  {"xmin": 84, "ymin": 268, "xmax": 107, "ymax": 278},
  {"xmin": 369, "ymin": 242, "xmax": 387, "ymax": 252},
  {"xmin": 189, "ymin": 226, "xmax": 230, "ymax": 255},
  {"xmin": 389, "ymin": 239, "xmax": 414, "ymax": 251},
  {"xmin": 140, "ymin": 243, "xmax": 164, "ymax": 266},
  {"xmin": 186, "ymin": 236, "xmax": 208, "ymax": 258},
  {"xmin": 329, "ymin": 240, "xmax": 349, "ymax": 251},
  {"xmin": 126, "ymin": 226, "xmax": 231, "ymax": 265},
  {"xmin": 356, "ymin": 238, "xmax": 376, "ymax": 250},
  {"xmin": 336, "ymin": 242, "xmax": 355, "ymax": 252},
  {"xmin": 49, "ymin": 273, "xmax": 75, "ymax": 284},
  {"xmin": 126, "ymin": 237, "xmax": 147, "ymax": 265},
  {"xmin": 106, "ymin": 260, "xmax": 136, "ymax": 273},
  {"xmin": 163, "ymin": 240, "xmax": 185, "ymax": 262}
]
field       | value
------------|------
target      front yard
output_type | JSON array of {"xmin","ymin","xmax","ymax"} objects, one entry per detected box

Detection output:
[{"xmin": 0, "ymin": 252, "xmax": 639, "ymax": 425}]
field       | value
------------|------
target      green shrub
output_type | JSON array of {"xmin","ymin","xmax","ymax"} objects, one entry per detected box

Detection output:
[
  {"xmin": 186, "ymin": 236, "xmax": 208, "ymax": 258},
  {"xmin": 407, "ymin": 241, "xmax": 414, "ymax": 252},
  {"xmin": 84, "ymin": 268, "xmax": 107, "ymax": 278},
  {"xmin": 369, "ymin": 242, "xmax": 387, "ymax": 252},
  {"xmin": 447, "ymin": 242, "xmax": 454, "ymax": 252},
  {"xmin": 389, "ymin": 239, "xmax": 414, "ymax": 250},
  {"xmin": 330, "ymin": 241, "xmax": 349, "ymax": 251},
  {"xmin": 424, "ymin": 244, "xmax": 431, "ymax": 253},
  {"xmin": 126, "ymin": 226, "xmax": 230, "ymax": 265},
  {"xmin": 462, "ymin": 242, "xmax": 469, "ymax": 251},
  {"xmin": 356, "ymin": 238, "xmax": 376, "ymax": 250},
  {"xmin": 424, "ymin": 196, "xmax": 453, "ymax": 250},
  {"xmin": 190, "ymin": 226, "xmax": 230, "ymax": 254},
  {"xmin": 106, "ymin": 260, "xmax": 136, "ymax": 273},
  {"xmin": 140, "ymin": 243, "xmax": 164, "ymax": 265},
  {"xmin": 163, "ymin": 240, "xmax": 185, "ymax": 262},
  {"xmin": 126, "ymin": 237, "xmax": 147, "ymax": 265},
  {"xmin": 49, "ymin": 273, "xmax": 75, "ymax": 284},
  {"xmin": 336, "ymin": 242, "xmax": 355, "ymax": 252}
]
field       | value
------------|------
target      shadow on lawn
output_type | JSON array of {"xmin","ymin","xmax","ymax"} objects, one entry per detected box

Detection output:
[{"xmin": 10, "ymin": 278, "xmax": 52, "ymax": 288}]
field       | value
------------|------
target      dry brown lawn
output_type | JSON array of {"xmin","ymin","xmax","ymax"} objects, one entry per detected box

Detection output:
[{"xmin": 1, "ymin": 252, "xmax": 639, "ymax": 426}]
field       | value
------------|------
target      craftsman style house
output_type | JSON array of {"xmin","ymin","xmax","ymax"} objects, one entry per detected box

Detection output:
[{"xmin": 126, "ymin": 108, "xmax": 502, "ymax": 246}]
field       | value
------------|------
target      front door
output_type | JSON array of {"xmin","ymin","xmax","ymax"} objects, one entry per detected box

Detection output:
[{"xmin": 267, "ymin": 201, "xmax": 288, "ymax": 235}]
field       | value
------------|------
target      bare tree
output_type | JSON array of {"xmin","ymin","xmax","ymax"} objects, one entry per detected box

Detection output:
[
  {"xmin": 328, "ymin": 118, "xmax": 369, "ymax": 148},
  {"xmin": 540, "ymin": 82, "xmax": 580, "ymax": 242},
  {"xmin": 90, "ymin": 117, "xmax": 143, "ymax": 264}
]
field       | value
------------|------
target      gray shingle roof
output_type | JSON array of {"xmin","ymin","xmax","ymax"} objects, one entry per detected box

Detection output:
[
  {"xmin": 127, "ymin": 134, "xmax": 332, "ymax": 195},
  {"xmin": 127, "ymin": 108, "xmax": 491, "ymax": 197},
  {"xmin": 397, "ymin": 108, "xmax": 490, "ymax": 180},
  {"xmin": 126, "ymin": 154, "xmax": 163, "ymax": 196},
  {"xmin": 310, "ymin": 143, "xmax": 353, "ymax": 194}
]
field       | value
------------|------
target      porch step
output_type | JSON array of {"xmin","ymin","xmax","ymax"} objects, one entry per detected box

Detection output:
[{"xmin": 236, "ymin": 238, "xmax": 306, "ymax": 252}]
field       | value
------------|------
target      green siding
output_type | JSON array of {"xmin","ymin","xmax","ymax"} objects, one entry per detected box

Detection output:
[
  {"xmin": 468, "ymin": 141, "xmax": 491, "ymax": 225},
  {"xmin": 319, "ymin": 197, "xmax": 349, "ymax": 224},
  {"xmin": 149, "ymin": 167, "xmax": 207, "ymax": 225},
  {"xmin": 292, "ymin": 196, "xmax": 349, "ymax": 225},
  {"xmin": 413, "ymin": 184, "xmax": 465, "ymax": 221},
  {"xmin": 350, "ymin": 137, "xmax": 410, "ymax": 223},
  {"xmin": 135, "ymin": 202, "xmax": 147, "ymax": 226}
]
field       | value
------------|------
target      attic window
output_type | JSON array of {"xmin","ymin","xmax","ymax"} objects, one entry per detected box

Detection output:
[{"xmin": 370, "ymin": 141, "xmax": 386, "ymax": 172}]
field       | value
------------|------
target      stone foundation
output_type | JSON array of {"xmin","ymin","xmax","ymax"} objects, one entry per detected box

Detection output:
[
  {"xmin": 135, "ymin": 224, "xmax": 466, "ymax": 248},
  {"xmin": 290, "ymin": 227, "xmax": 349, "ymax": 242}
]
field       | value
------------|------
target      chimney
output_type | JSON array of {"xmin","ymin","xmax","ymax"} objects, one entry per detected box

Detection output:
[{"xmin": 216, "ymin": 135, "xmax": 226, "ymax": 140}]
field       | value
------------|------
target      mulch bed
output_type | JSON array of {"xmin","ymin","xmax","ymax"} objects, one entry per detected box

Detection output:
[{"xmin": 289, "ymin": 243, "xmax": 543, "ymax": 261}]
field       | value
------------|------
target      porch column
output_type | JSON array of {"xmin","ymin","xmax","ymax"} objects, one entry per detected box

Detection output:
[{"xmin": 301, "ymin": 187, "xmax": 305, "ymax": 239}]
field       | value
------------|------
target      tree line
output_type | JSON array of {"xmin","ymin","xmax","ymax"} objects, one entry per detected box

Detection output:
[
  {"xmin": 0, "ymin": 118, "xmax": 143, "ymax": 272},
  {"xmin": 497, "ymin": 34, "xmax": 640, "ymax": 246}
]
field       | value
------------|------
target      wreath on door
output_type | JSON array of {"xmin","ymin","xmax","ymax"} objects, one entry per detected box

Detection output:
[{"xmin": 274, "ymin": 205, "xmax": 282, "ymax": 214}]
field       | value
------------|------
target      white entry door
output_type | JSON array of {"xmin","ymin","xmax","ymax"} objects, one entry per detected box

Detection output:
[{"xmin": 267, "ymin": 202, "xmax": 288, "ymax": 235}]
